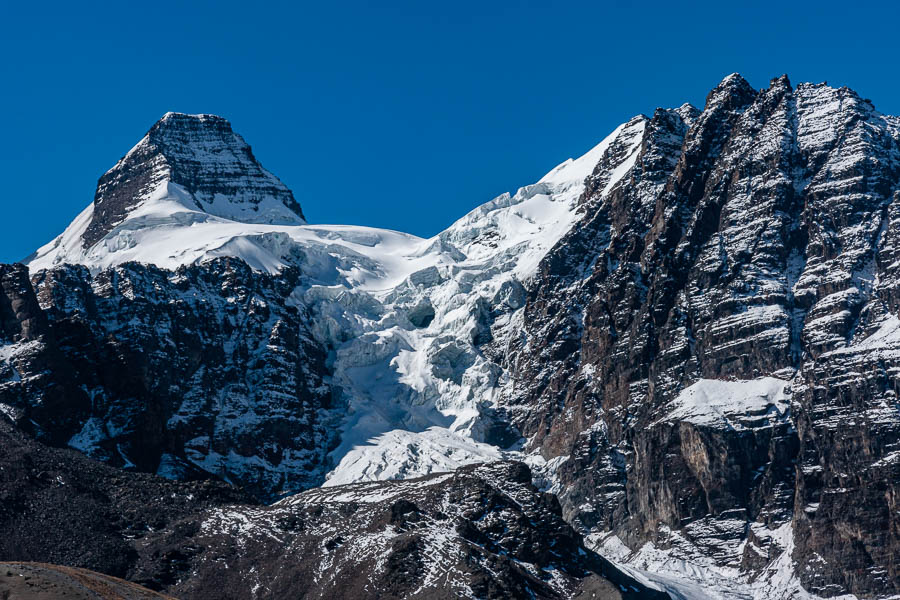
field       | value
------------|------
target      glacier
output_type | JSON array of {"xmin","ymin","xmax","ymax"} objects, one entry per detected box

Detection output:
[{"xmin": 28, "ymin": 116, "xmax": 647, "ymax": 489}]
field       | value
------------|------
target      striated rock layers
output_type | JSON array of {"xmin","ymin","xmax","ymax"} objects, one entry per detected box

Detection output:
[
  {"xmin": 500, "ymin": 74, "xmax": 900, "ymax": 597},
  {"xmin": 83, "ymin": 112, "xmax": 305, "ymax": 248},
  {"xmin": 0, "ymin": 259, "xmax": 332, "ymax": 502}
]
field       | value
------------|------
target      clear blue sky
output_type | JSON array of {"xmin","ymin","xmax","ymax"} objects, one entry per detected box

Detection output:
[{"xmin": 2, "ymin": 1, "xmax": 899, "ymax": 262}]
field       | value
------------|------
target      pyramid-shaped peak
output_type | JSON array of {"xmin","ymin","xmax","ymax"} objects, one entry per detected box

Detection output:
[
  {"xmin": 80, "ymin": 113, "xmax": 305, "ymax": 248},
  {"xmin": 714, "ymin": 72, "xmax": 751, "ymax": 89}
]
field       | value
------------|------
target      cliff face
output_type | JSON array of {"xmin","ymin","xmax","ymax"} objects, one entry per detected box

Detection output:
[
  {"xmin": 0, "ymin": 259, "xmax": 332, "ymax": 502},
  {"xmin": 500, "ymin": 75, "xmax": 900, "ymax": 596}
]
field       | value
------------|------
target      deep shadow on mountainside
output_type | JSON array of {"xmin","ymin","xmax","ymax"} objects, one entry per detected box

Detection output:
[{"xmin": 0, "ymin": 417, "xmax": 664, "ymax": 599}]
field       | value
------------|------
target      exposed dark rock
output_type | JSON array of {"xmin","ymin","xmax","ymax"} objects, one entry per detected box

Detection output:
[
  {"xmin": 0, "ymin": 420, "xmax": 666, "ymax": 599},
  {"xmin": 0, "ymin": 562, "xmax": 174, "ymax": 600},
  {"xmin": 1, "ymin": 258, "xmax": 332, "ymax": 502},
  {"xmin": 499, "ymin": 74, "xmax": 900, "ymax": 596}
]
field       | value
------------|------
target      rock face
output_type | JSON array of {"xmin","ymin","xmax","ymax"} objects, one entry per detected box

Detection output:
[
  {"xmin": 0, "ymin": 418, "xmax": 248, "ymax": 579},
  {"xmin": 158, "ymin": 461, "xmax": 668, "ymax": 600},
  {"xmin": 0, "ymin": 259, "xmax": 332, "ymax": 502},
  {"xmin": 500, "ymin": 74, "xmax": 900, "ymax": 597},
  {"xmin": 0, "ymin": 419, "xmax": 664, "ymax": 600}
]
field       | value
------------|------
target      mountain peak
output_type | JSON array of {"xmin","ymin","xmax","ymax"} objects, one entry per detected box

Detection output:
[
  {"xmin": 769, "ymin": 73, "xmax": 791, "ymax": 88},
  {"xmin": 716, "ymin": 72, "xmax": 749, "ymax": 88},
  {"xmin": 705, "ymin": 72, "xmax": 756, "ymax": 110},
  {"xmin": 149, "ymin": 112, "xmax": 234, "ymax": 138},
  {"xmin": 160, "ymin": 111, "xmax": 222, "ymax": 120},
  {"xmin": 80, "ymin": 113, "xmax": 305, "ymax": 248}
]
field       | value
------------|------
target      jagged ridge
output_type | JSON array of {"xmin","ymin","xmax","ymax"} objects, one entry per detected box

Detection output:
[
  {"xmin": 0, "ymin": 418, "xmax": 664, "ymax": 599},
  {"xmin": 502, "ymin": 74, "xmax": 900, "ymax": 598}
]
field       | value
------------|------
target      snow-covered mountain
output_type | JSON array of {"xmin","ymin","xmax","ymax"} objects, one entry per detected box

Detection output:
[
  {"xmin": 3, "ymin": 74, "xmax": 900, "ymax": 599},
  {"xmin": 31, "ymin": 112, "xmax": 305, "ymax": 270},
  {"xmin": 24, "ymin": 109, "xmax": 647, "ymax": 492}
]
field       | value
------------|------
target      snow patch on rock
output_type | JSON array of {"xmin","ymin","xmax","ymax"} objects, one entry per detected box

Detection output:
[
  {"xmin": 656, "ymin": 377, "xmax": 791, "ymax": 430},
  {"xmin": 589, "ymin": 526, "xmax": 866, "ymax": 600}
]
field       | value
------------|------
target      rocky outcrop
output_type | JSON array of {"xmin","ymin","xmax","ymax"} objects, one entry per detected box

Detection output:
[
  {"xmin": 0, "ymin": 419, "xmax": 666, "ymax": 600},
  {"xmin": 0, "ymin": 258, "xmax": 332, "ymax": 502},
  {"xmin": 157, "ymin": 461, "xmax": 668, "ymax": 600}
]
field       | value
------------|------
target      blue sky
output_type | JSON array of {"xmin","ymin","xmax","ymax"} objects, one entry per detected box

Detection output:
[{"xmin": 2, "ymin": 1, "xmax": 899, "ymax": 262}]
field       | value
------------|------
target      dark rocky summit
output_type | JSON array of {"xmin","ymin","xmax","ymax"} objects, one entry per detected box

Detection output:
[{"xmin": 83, "ymin": 112, "xmax": 305, "ymax": 248}]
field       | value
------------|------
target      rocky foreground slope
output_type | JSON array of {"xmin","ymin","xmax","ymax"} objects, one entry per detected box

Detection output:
[
  {"xmin": 2, "ymin": 74, "xmax": 899, "ymax": 598},
  {"xmin": 0, "ymin": 419, "xmax": 661, "ymax": 599},
  {"xmin": 0, "ymin": 563, "xmax": 174, "ymax": 600}
]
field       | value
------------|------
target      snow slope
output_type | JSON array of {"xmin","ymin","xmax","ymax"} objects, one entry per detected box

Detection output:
[
  {"xmin": 588, "ymin": 527, "xmax": 869, "ymax": 600},
  {"xmin": 655, "ymin": 377, "xmax": 791, "ymax": 429},
  {"xmin": 29, "ymin": 180, "xmax": 437, "ymax": 287}
]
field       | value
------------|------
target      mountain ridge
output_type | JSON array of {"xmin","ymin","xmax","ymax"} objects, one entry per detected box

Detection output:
[{"xmin": 3, "ymin": 73, "xmax": 900, "ymax": 599}]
